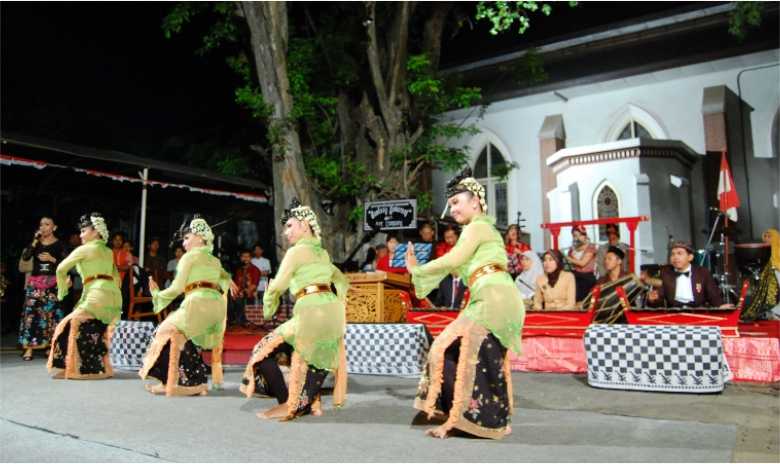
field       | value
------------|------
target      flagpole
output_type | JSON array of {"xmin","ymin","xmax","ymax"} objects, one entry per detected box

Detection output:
[{"xmin": 722, "ymin": 150, "xmax": 730, "ymax": 285}]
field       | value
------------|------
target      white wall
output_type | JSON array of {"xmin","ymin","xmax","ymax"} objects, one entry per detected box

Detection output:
[{"xmin": 435, "ymin": 49, "xmax": 780, "ymax": 249}]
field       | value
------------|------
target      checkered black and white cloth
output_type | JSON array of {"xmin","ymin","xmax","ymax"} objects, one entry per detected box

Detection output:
[
  {"xmin": 345, "ymin": 324, "xmax": 430, "ymax": 377},
  {"xmin": 109, "ymin": 321, "xmax": 156, "ymax": 371},
  {"xmin": 585, "ymin": 324, "xmax": 731, "ymax": 393}
]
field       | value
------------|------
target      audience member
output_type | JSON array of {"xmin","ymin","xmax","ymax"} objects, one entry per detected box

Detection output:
[
  {"xmin": 533, "ymin": 249, "xmax": 576, "ymax": 311},
  {"xmin": 566, "ymin": 225, "xmax": 597, "ymax": 301}
]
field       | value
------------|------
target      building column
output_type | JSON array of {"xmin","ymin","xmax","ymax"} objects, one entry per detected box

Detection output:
[{"xmin": 538, "ymin": 115, "xmax": 565, "ymax": 249}]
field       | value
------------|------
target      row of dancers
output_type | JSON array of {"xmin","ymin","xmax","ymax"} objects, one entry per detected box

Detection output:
[{"xmin": 45, "ymin": 167, "xmax": 525, "ymax": 440}]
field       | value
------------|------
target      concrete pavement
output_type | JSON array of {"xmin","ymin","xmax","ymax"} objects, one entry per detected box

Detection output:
[{"xmin": 0, "ymin": 353, "xmax": 777, "ymax": 462}]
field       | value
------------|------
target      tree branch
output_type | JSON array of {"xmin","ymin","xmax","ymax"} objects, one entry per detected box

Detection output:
[
  {"xmin": 422, "ymin": 3, "xmax": 452, "ymax": 70},
  {"xmin": 364, "ymin": 1, "xmax": 393, "ymax": 133},
  {"xmin": 409, "ymin": 123, "xmax": 424, "ymax": 147},
  {"xmin": 387, "ymin": 2, "xmax": 412, "ymax": 108}
]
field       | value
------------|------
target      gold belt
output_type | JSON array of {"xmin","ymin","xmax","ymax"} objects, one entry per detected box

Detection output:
[
  {"xmin": 184, "ymin": 280, "xmax": 222, "ymax": 295},
  {"xmin": 468, "ymin": 263, "xmax": 507, "ymax": 288},
  {"xmin": 83, "ymin": 274, "xmax": 113, "ymax": 285},
  {"xmin": 295, "ymin": 284, "xmax": 332, "ymax": 299}
]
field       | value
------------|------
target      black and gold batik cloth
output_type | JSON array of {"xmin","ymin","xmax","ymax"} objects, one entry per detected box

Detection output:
[
  {"xmin": 240, "ymin": 237, "xmax": 349, "ymax": 420},
  {"xmin": 581, "ymin": 274, "xmax": 644, "ymax": 324},
  {"xmin": 48, "ymin": 239, "xmax": 122, "ymax": 380},
  {"xmin": 410, "ymin": 214, "xmax": 524, "ymax": 439},
  {"xmin": 138, "ymin": 244, "xmax": 230, "ymax": 397}
]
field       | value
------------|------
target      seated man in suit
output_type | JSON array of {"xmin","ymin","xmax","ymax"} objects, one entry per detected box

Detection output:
[
  {"xmin": 432, "ymin": 273, "xmax": 466, "ymax": 309},
  {"xmin": 646, "ymin": 241, "xmax": 729, "ymax": 308}
]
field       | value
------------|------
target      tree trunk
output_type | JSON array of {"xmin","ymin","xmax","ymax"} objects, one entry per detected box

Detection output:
[{"xmin": 240, "ymin": 2, "xmax": 355, "ymax": 261}]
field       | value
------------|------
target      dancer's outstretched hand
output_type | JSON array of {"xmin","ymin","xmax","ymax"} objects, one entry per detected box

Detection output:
[
  {"xmin": 148, "ymin": 277, "xmax": 159, "ymax": 292},
  {"xmin": 229, "ymin": 281, "xmax": 240, "ymax": 298},
  {"xmin": 405, "ymin": 242, "xmax": 418, "ymax": 269}
]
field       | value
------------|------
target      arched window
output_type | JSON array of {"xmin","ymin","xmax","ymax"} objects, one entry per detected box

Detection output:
[
  {"xmin": 595, "ymin": 184, "xmax": 620, "ymax": 241},
  {"xmin": 474, "ymin": 143, "xmax": 509, "ymax": 226},
  {"xmin": 616, "ymin": 120, "xmax": 653, "ymax": 140},
  {"xmin": 603, "ymin": 104, "xmax": 667, "ymax": 142}
]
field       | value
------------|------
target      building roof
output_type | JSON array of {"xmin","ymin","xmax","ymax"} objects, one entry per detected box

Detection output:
[
  {"xmin": 443, "ymin": 2, "xmax": 779, "ymax": 104},
  {"xmin": 1, "ymin": 132, "xmax": 270, "ymax": 194}
]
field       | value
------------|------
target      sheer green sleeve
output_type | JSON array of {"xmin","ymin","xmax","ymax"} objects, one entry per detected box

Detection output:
[
  {"xmin": 152, "ymin": 252, "xmax": 193, "ymax": 313},
  {"xmin": 218, "ymin": 267, "xmax": 232, "ymax": 293},
  {"xmin": 409, "ymin": 222, "xmax": 485, "ymax": 298},
  {"xmin": 331, "ymin": 265, "xmax": 350, "ymax": 304},
  {"xmin": 262, "ymin": 247, "xmax": 301, "ymax": 320},
  {"xmin": 55, "ymin": 245, "xmax": 87, "ymax": 301}
]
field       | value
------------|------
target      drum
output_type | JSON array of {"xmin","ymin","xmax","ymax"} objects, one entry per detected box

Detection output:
[{"xmin": 734, "ymin": 242, "xmax": 770, "ymax": 273}]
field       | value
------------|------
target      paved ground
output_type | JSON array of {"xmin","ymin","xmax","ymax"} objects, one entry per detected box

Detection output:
[{"xmin": 0, "ymin": 352, "xmax": 777, "ymax": 462}]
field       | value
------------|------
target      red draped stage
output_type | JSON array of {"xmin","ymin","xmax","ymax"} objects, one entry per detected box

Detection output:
[{"xmin": 509, "ymin": 321, "xmax": 780, "ymax": 383}]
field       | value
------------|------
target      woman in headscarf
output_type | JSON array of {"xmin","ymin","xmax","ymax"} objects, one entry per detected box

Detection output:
[
  {"xmin": 743, "ymin": 228, "xmax": 780, "ymax": 320},
  {"xmin": 406, "ymin": 167, "xmax": 524, "ymax": 440},
  {"xmin": 533, "ymin": 249, "xmax": 576, "ymax": 311},
  {"xmin": 240, "ymin": 198, "xmax": 349, "ymax": 421},
  {"xmin": 48, "ymin": 212, "xmax": 122, "ymax": 379},
  {"xmin": 139, "ymin": 215, "xmax": 232, "ymax": 396},
  {"xmin": 515, "ymin": 250, "xmax": 543, "ymax": 302}
]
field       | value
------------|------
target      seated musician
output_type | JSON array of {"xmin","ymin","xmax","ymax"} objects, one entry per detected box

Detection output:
[
  {"xmin": 597, "ymin": 246, "xmax": 629, "ymax": 285},
  {"xmin": 432, "ymin": 273, "xmax": 466, "ymax": 309},
  {"xmin": 596, "ymin": 224, "xmax": 630, "ymax": 278},
  {"xmin": 646, "ymin": 241, "xmax": 729, "ymax": 308},
  {"xmin": 376, "ymin": 236, "xmax": 407, "ymax": 274},
  {"xmin": 583, "ymin": 246, "xmax": 642, "ymax": 323},
  {"xmin": 533, "ymin": 249, "xmax": 576, "ymax": 311}
]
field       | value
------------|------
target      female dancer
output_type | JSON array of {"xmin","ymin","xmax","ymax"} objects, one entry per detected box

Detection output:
[
  {"xmin": 406, "ymin": 167, "xmax": 525, "ymax": 439},
  {"xmin": 241, "ymin": 198, "xmax": 348, "ymax": 420},
  {"xmin": 48, "ymin": 213, "xmax": 122, "ymax": 379},
  {"xmin": 19, "ymin": 216, "xmax": 67, "ymax": 361},
  {"xmin": 139, "ymin": 216, "xmax": 232, "ymax": 396}
]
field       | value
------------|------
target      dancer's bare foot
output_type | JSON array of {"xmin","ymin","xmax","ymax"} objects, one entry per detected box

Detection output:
[
  {"xmin": 425, "ymin": 425, "xmax": 450, "ymax": 439},
  {"xmin": 144, "ymin": 383, "xmax": 166, "ymax": 395},
  {"xmin": 311, "ymin": 397, "xmax": 323, "ymax": 417},
  {"xmin": 52, "ymin": 371, "xmax": 65, "ymax": 379},
  {"xmin": 256, "ymin": 404, "xmax": 288, "ymax": 420},
  {"xmin": 505, "ymin": 425, "xmax": 512, "ymax": 436}
]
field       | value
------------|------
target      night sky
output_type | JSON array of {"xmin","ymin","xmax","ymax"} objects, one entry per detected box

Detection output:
[{"xmin": 1, "ymin": 1, "xmax": 702, "ymax": 165}]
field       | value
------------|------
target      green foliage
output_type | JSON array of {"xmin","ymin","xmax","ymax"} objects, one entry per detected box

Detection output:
[
  {"xmin": 348, "ymin": 204, "xmax": 365, "ymax": 224},
  {"xmin": 476, "ymin": 1, "xmax": 577, "ymax": 35},
  {"xmin": 404, "ymin": 53, "xmax": 487, "ymax": 187},
  {"xmin": 728, "ymin": 2, "xmax": 764, "ymax": 42},
  {"xmin": 161, "ymin": 2, "xmax": 566, "ymax": 223},
  {"xmin": 305, "ymin": 154, "xmax": 378, "ymax": 202},
  {"xmin": 500, "ymin": 47, "xmax": 548, "ymax": 87},
  {"xmin": 414, "ymin": 191, "xmax": 433, "ymax": 214},
  {"xmin": 215, "ymin": 152, "xmax": 250, "ymax": 176},
  {"xmin": 493, "ymin": 160, "xmax": 518, "ymax": 181},
  {"xmin": 162, "ymin": 3, "xmax": 207, "ymax": 39},
  {"xmin": 287, "ymin": 38, "xmax": 339, "ymax": 148},
  {"xmin": 407, "ymin": 54, "xmax": 482, "ymax": 115}
]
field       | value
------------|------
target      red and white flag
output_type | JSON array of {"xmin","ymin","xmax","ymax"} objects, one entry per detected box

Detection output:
[{"xmin": 717, "ymin": 151, "xmax": 740, "ymax": 222}]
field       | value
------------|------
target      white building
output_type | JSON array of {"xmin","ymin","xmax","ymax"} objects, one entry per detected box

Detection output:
[{"xmin": 434, "ymin": 3, "xmax": 780, "ymax": 271}]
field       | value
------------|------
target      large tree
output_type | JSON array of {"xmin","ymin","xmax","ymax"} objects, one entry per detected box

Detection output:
[{"xmin": 164, "ymin": 1, "xmax": 565, "ymax": 261}]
